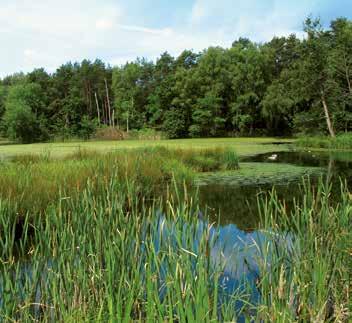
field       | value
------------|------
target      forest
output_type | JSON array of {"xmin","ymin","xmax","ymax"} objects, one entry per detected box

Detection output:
[{"xmin": 1, "ymin": 17, "xmax": 351, "ymax": 143}]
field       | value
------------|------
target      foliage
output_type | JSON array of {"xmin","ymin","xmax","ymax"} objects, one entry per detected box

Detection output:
[
  {"xmin": 1, "ymin": 18, "xmax": 351, "ymax": 141},
  {"xmin": 127, "ymin": 127, "xmax": 162, "ymax": 140},
  {"xmin": 1, "ymin": 83, "xmax": 48, "ymax": 143},
  {"xmin": 79, "ymin": 116, "xmax": 98, "ymax": 140},
  {"xmin": 163, "ymin": 108, "xmax": 187, "ymax": 139}
]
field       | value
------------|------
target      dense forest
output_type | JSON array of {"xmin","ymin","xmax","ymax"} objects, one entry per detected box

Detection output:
[{"xmin": 1, "ymin": 17, "xmax": 351, "ymax": 143}]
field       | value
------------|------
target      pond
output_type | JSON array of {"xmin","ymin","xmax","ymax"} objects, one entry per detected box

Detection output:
[
  {"xmin": 197, "ymin": 150, "xmax": 352, "ymax": 230},
  {"xmin": 1, "ymin": 148, "xmax": 351, "ymax": 321}
]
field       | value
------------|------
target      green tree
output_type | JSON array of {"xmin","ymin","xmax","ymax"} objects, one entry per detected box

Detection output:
[
  {"xmin": 0, "ymin": 85, "xmax": 7, "ymax": 120},
  {"xmin": 188, "ymin": 47, "xmax": 231, "ymax": 137},
  {"xmin": 298, "ymin": 18, "xmax": 336, "ymax": 137},
  {"xmin": 327, "ymin": 18, "xmax": 352, "ymax": 132},
  {"xmin": 228, "ymin": 41, "xmax": 267, "ymax": 135},
  {"xmin": 2, "ymin": 83, "xmax": 48, "ymax": 143},
  {"xmin": 112, "ymin": 62, "xmax": 145, "ymax": 132}
]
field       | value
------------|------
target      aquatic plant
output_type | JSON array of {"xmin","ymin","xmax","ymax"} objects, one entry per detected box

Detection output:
[
  {"xmin": 0, "ymin": 175, "xmax": 350, "ymax": 321},
  {"xmin": 256, "ymin": 179, "xmax": 351, "ymax": 322},
  {"xmin": 0, "ymin": 147, "xmax": 238, "ymax": 214},
  {"xmin": 296, "ymin": 133, "xmax": 352, "ymax": 150}
]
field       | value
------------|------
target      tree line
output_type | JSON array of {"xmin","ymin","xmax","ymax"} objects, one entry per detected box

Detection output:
[{"xmin": 0, "ymin": 17, "xmax": 351, "ymax": 143}]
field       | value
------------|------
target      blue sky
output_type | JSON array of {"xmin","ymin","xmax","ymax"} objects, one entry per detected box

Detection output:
[{"xmin": 1, "ymin": 0, "xmax": 351, "ymax": 77}]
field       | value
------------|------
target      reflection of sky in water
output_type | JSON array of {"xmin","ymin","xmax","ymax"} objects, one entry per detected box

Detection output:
[
  {"xmin": 152, "ymin": 213, "xmax": 293, "ymax": 320},
  {"xmin": 0, "ymin": 216, "xmax": 293, "ymax": 321},
  {"xmin": 0, "ymin": 213, "xmax": 293, "ymax": 321}
]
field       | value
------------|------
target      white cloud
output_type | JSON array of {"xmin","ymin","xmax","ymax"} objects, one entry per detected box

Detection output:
[
  {"xmin": 24, "ymin": 49, "xmax": 36, "ymax": 58},
  {"xmin": 0, "ymin": 0, "xmax": 323, "ymax": 77},
  {"xmin": 189, "ymin": 0, "xmax": 314, "ymax": 42},
  {"xmin": 120, "ymin": 25, "xmax": 173, "ymax": 36},
  {"xmin": 95, "ymin": 19, "xmax": 115, "ymax": 31}
]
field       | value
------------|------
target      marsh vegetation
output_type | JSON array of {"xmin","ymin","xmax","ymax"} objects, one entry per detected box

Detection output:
[{"xmin": 0, "ymin": 142, "xmax": 351, "ymax": 322}]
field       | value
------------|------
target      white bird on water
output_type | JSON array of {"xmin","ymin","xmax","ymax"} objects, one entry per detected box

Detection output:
[{"xmin": 268, "ymin": 154, "xmax": 278, "ymax": 161}]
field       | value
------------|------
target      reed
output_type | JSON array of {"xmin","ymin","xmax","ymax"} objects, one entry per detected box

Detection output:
[
  {"xmin": 0, "ymin": 147, "xmax": 238, "ymax": 214},
  {"xmin": 0, "ymin": 149, "xmax": 350, "ymax": 322},
  {"xmin": 256, "ymin": 179, "xmax": 351, "ymax": 322},
  {"xmin": 296, "ymin": 133, "xmax": 352, "ymax": 150}
]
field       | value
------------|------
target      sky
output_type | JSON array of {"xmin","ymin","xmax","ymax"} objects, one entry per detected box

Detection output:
[{"xmin": 1, "ymin": 0, "xmax": 351, "ymax": 77}]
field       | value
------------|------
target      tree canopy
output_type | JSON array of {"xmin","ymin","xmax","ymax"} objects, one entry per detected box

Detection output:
[{"xmin": 1, "ymin": 17, "xmax": 351, "ymax": 142}]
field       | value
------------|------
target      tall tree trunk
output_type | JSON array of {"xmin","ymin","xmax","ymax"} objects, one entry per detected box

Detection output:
[
  {"xmin": 104, "ymin": 100, "xmax": 109, "ymax": 125},
  {"xmin": 126, "ymin": 109, "xmax": 129, "ymax": 133},
  {"xmin": 101, "ymin": 99, "xmax": 106, "ymax": 125},
  {"xmin": 343, "ymin": 53, "xmax": 352, "ymax": 94},
  {"xmin": 321, "ymin": 92, "xmax": 335, "ymax": 138},
  {"xmin": 88, "ymin": 83, "xmax": 93, "ymax": 115},
  {"xmin": 94, "ymin": 92, "xmax": 101, "ymax": 123},
  {"xmin": 105, "ymin": 78, "xmax": 112, "ymax": 126}
]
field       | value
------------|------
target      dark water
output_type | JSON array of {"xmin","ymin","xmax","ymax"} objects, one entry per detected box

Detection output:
[{"xmin": 198, "ymin": 150, "xmax": 352, "ymax": 230}]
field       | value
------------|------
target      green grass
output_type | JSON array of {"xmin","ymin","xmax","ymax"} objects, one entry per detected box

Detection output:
[
  {"xmin": 0, "ymin": 147, "xmax": 238, "ymax": 213},
  {"xmin": 0, "ymin": 137, "xmax": 293, "ymax": 159},
  {"xmin": 296, "ymin": 133, "xmax": 352, "ymax": 150}
]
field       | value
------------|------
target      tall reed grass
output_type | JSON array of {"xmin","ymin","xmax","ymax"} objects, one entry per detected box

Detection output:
[
  {"xmin": 257, "ymin": 180, "xmax": 351, "ymax": 321},
  {"xmin": 0, "ymin": 147, "xmax": 239, "ymax": 214},
  {"xmin": 296, "ymin": 133, "xmax": 352, "ymax": 150},
  {"xmin": 0, "ymin": 147, "xmax": 350, "ymax": 321}
]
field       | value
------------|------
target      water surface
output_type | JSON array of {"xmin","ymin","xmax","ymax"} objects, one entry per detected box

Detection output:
[{"xmin": 198, "ymin": 150, "xmax": 352, "ymax": 230}]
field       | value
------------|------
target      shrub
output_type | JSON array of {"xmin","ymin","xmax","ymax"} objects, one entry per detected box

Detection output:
[
  {"xmin": 79, "ymin": 116, "xmax": 98, "ymax": 140},
  {"xmin": 163, "ymin": 109, "xmax": 187, "ymax": 139},
  {"xmin": 296, "ymin": 133, "xmax": 352, "ymax": 150},
  {"xmin": 2, "ymin": 103, "xmax": 43, "ymax": 143},
  {"xmin": 127, "ymin": 128, "xmax": 162, "ymax": 140},
  {"xmin": 93, "ymin": 126, "xmax": 125, "ymax": 141}
]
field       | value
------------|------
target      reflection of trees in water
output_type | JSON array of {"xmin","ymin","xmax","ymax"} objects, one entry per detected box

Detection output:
[
  {"xmin": 199, "ymin": 151, "xmax": 352, "ymax": 231},
  {"xmin": 199, "ymin": 184, "xmax": 304, "ymax": 231}
]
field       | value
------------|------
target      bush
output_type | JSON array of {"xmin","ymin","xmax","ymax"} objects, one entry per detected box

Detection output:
[
  {"xmin": 163, "ymin": 109, "xmax": 187, "ymax": 139},
  {"xmin": 127, "ymin": 128, "xmax": 162, "ymax": 140},
  {"xmin": 93, "ymin": 126, "xmax": 125, "ymax": 141},
  {"xmin": 2, "ymin": 104, "xmax": 44, "ymax": 143},
  {"xmin": 1, "ymin": 83, "xmax": 48, "ymax": 143},
  {"xmin": 79, "ymin": 116, "xmax": 98, "ymax": 140}
]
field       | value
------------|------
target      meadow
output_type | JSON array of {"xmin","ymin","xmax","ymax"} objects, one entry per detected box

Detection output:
[
  {"xmin": 0, "ymin": 139, "xmax": 351, "ymax": 322},
  {"xmin": 0, "ymin": 137, "xmax": 292, "ymax": 159}
]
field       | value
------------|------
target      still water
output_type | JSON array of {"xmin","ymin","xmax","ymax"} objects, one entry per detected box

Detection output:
[{"xmin": 198, "ymin": 150, "xmax": 352, "ymax": 230}]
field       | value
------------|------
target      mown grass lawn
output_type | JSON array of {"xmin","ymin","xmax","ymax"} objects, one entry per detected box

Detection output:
[{"xmin": 0, "ymin": 137, "xmax": 293, "ymax": 158}]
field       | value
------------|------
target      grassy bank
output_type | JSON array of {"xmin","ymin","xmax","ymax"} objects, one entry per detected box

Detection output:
[
  {"xmin": 0, "ymin": 147, "xmax": 238, "ymax": 213},
  {"xmin": 296, "ymin": 133, "xmax": 352, "ymax": 150},
  {"xmin": 0, "ymin": 137, "xmax": 293, "ymax": 159},
  {"xmin": 0, "ymin": 177, "xmax": 350, "ymax": 321}
]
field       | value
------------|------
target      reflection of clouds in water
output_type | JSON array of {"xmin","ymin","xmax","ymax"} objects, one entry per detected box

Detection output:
[
  {"xmin": 154, "ymin": 214, "xmax": 293, "ymax": 301},
  {"xmin": 3, "ymin": 213, "xmax": 293, "ymax": 321}
]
